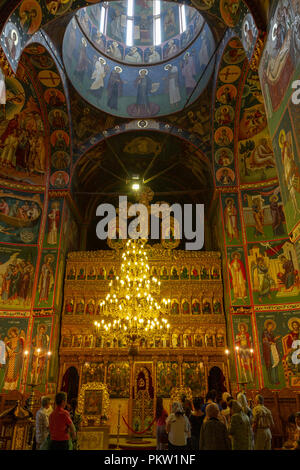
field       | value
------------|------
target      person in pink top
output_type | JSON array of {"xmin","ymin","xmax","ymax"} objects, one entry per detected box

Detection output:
[
  {"xmin": 155, "ymin": 397, "xmax": 168, "ymax": 450},
  {"xmin": 49, "ymin": 392, "xmax": 76, "ymax": 450}
]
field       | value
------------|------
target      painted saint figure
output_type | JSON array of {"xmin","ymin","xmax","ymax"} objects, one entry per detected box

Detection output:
[
  {"xmin": 38, "ymin": 255, "xmax": 54, "ymax": 304},
  {"xmin": 252, "ymin": 197, "xmax": 264, "ymax": 238},
  {"xmin": 235, "ymin": 323, "xmax": 254, "ymax": 383},
  {"xmin": 90, "ymin": 57, "xmax": 109, "ymax": 104},
  {"xmin": 262, "ymin": 320, "xmax": 281, "ymax": 385},
  {"xmin": 279, "ymin": 130, "xmax": 300, "ymax": 218},
  {"xmin": 181, "ymin": 52, "xmax": 196, "ymax": 96},
  {"xmin": 135, "ymin": 69, "xmax": 152, "ymax": 115},
  {"xmin": 251, "ymin": 256, "xmax": 274, "ymax": 302},
  {"xmin": 228, "ymin": 252, "xmax": 247, "ymax": 303},
  {"xmin": 47, "ymin": 201, "xmax": 60, "ymax": 245},
  {"xmin": 269, "ymin": 195, "xmax": 285, "ymax": 236},
  {"xmin": 224, "ymin": 198, "xmax": 239, "ymax": 241},
  {"xmin": 107, "ymin": 66, "xmax": 123, "ymax": 111},
  {"xmin": 30, "ymin": 324, "xmax": 50, "ymax": 384},
  {"xmin": 3, "ymin": 327, "xmax": 25, "ymax": 391},
  {"xmin": 164, "ymin": 64, "xmax": 181, "ymax": 106}
]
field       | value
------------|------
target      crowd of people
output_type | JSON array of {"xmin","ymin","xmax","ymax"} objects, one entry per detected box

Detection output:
[
  {"xmin": 155, "ymin": 390, "xmax": 300, "ymax": 451},
  {"xmin": 34, "ymin": 389, "xmax": 300, "ymax": 451}
]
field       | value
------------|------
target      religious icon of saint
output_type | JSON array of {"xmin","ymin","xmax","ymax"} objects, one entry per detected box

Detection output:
[
  {"xmin": 228, "ymin": 251, "xmax": 247, "ymax": 303},
  {"xmin": 235, "ymin": 322, "xmax": 254, "ymax": 383},
  {"xmin": 262, "ymin": 319, "xmax": 281, "ymax": 385}
]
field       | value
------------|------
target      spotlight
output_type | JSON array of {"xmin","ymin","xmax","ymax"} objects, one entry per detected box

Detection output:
[{"xmin": 132, "ymin": 183, "xmax": 140, "ymax": 191}]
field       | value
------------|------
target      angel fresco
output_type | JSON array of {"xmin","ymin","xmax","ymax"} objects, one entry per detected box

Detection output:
[{"xmin": 2, "ymin": 327, "xmax": 25, "ymax": 391}]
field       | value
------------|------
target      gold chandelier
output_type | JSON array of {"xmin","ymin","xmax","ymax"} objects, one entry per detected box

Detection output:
[{"xmin": 94, "ymin": 238, "xmax": 171, "ymax": 346}]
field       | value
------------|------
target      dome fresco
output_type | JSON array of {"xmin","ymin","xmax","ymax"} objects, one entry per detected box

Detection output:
[
  {"xmin": 63, "ymin": 2, "xmax": 215, "ymax": 119},
  {"xmin": 76, "ymin": 1, "xmax": 204, "ymax": 65}
]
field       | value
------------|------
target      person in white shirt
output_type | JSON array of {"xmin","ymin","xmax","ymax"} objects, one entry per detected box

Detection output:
[
  {"xmin": 166, "ymin": 402, "xmax": 190, "ymax": 451},
  {"xmin": 35, "ymin": 396, "xmax": 52, "ymax": 449}
]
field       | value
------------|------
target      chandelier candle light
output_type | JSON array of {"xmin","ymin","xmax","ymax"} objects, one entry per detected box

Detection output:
[{"xmin": 94, "ymin": 239, "xmax": 171, "ymax": 346}]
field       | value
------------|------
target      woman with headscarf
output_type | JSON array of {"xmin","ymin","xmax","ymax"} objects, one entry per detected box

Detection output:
[
  {"xmin": 199, "ymin": 403, "xmax": 231, "ymax": 450},
  {"xmin": 228, "ymin": 400, "xmax": 253, "ymax": 450},
  {"xmin": 166, "ymin": 402, "xmax": 190, "ymax": 451},
  {"xmin": 155, "ymin": 397, "xmax": 168, "ymax": 450}
]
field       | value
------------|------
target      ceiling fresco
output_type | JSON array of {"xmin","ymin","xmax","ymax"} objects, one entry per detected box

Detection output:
[
  {"xmin": 0, "ymin": 0, "xmax": 255, "ymax": 73},
  {"xmin": 63, "ymin": 12, "xmax": 216, "ymax": 118},
  {"xmin": 77, "ymin": 1, "xmax": 204, "ymax": 65}
]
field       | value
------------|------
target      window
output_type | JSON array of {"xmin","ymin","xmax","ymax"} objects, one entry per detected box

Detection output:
[
  {"xmin": 99, "ymin": 2, "xmax": 108, "ymax": 35},
  {"xmin": 179, "ymin": 4, "xmax": 187, "ymax": 34},
  {"xmin": 153, "ymin": 0, "xmax": 161, "ymax": 46},
  {"xmin": 126, "ymin": 0, "xmax": 134, "ymax": 46}
]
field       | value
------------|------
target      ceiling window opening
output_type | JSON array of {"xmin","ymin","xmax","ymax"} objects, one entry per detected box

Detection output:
[
  {"xmin": 99, "ymin": 3, "xmax": 108, "ymax": 35},
  {"xmin": 179, "ymin": 4, "xmax": 187, "ymax": 34},
  {"xmin": 126, "ymin": 0, "xmax": 134, "ymax": 46},
  {"xmin": 153, "ymin": 0, "xmax": 161, "ymax": 46}
]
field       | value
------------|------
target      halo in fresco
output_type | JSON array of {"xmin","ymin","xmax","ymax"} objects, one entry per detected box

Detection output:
[
  {"xmin": 215, "ymin": 105, "xmax": 234, "ymax": 126},
  {"xmin": 44, "ymin": 88, "xmax": 66, "ymax": 106},
  {"xmin": 3, "ymin": 76, "xmax": 25, "ymax": 120},
  {"xmin": 50, "ymin": 171, "xmax": 69, "ymax": 188},
  {"xmin": 216, "ymin": 84, "xmax": 237, "ymax": 104},
  {"xmin": 77, "ymin": 2, "xmax": 204, "ymax": 65},
  {"xmin": 19, "ymin": 0, "xmax": 42, "ymax": 35},
  {"xmin": 24, "ymin": 44, "xmax": 46, "ymax": 55},
  {"xmin": 241, "ymin": 13, "xmax": 258, "ymax": 57},
  {"xmin": 220, "ymin": 0, "xmax": 241, "ymax": 27},
  {"xmin": 216, "ymin": 167, "xmax": 235, "ymax": 184},
  {"xmin": 215, "ymin": 147, "xmax": 234, "ymax": 166},
  {"xmin": 29, "ymin": 54, "xmax": 55, "ymax": 69},
  {"xmin": 214, "ymin": 126, "xmax": 233, "ymax": 146},
  {"xmin": 191, "ymin": 0, "xmax": 215, "ymax": 10},
  {"xmin": 2, "ymin": 22, "xmax": 21, "ymax": 62},
  {"xmin": 63, "ymin": 10, "xmax": 216, "ymax": 118},
  {"xmin": 223, "ymin": 47, "xmax": 245, "ymax": 64},
  {"xmin": 38, "ymin": 70, "xmax": 61, "ymax": 87},
  {"xmin": 46, "ymin": 0, "xmax": 74, "ymax": 16},
  {"xmin": 219, "ymin": 65, "xmax": 241, "ymax": 83}
]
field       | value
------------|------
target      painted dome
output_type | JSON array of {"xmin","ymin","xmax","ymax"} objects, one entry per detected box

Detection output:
[
  {"xmin": 76, "ymin": 1, "xmax": 204, "ymax": 65},
  {"xmin": 63, "ymin": 1, "xmax": 215, "ymax": 119}
]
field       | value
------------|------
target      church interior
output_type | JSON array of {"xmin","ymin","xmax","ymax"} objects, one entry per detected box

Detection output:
[{"xmin": 0, "ymin": 0, "xmax": 300, "ymax": 451}]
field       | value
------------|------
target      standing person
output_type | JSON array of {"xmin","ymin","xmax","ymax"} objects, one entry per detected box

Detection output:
[
  {"xmin": 69, "ymin": 398, "xmax": 82, "ymax": 450},
  {"xmin": 166, "ymin": 402, "xmax": 190, "ymax": 451},
  {"xmin": 228, "ymin": 400, "xmax": 252, "ymax": 450},
  {"xmin": 252, "ymin": 394, "xmax": 274, "ymax": 450},
  {"xmin": 35, "ymin": 396, "xmax": 52, "ymax": 449},
  {"xmin": 220, "ymin": 394, "xmax": 232, "ymax": 429},
  {"xmin": 201, "ymin": 389, "xmax": 219, "ymax": 415},
  {"xmin": 49, "ymin": 392, "xmax": 76, "ymax": 450},
  {"xmin": 199, "ymin": 403, "xmax": 231, "ymax": 450},
  {"xmin": 237, "ymin": 391, "xmax": 253, "ymax": 422},
  {"xmin": 189, "ymin": 397, "xmax": 205, "ymax": 450},
  {"xmin": 155, "ymin": 397, "xmax": 168, "ymax": 450}
]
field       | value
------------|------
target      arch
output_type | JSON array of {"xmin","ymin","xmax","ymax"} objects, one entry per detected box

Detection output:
[
  {"xmin": 208, "ymin": 365, "xmax": 227, "ymax": 394},
  {"xmin": 61, "ymin": 365, "xmax": 80, "ymax": 402}
]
